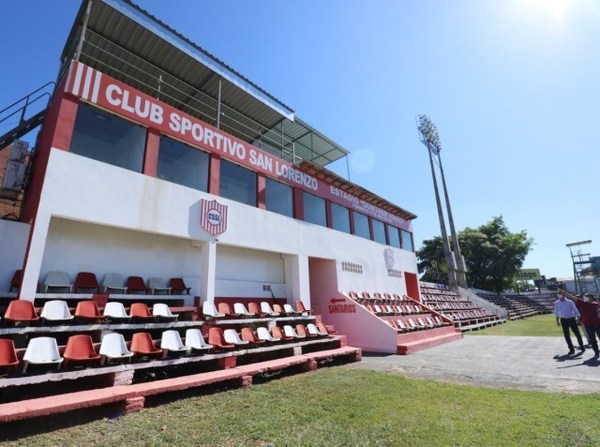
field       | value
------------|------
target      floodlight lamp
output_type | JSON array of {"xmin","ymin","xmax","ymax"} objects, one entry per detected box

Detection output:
[{"xmin": 417, "ymin": 114, "xmax": 441, "ymax": 154}]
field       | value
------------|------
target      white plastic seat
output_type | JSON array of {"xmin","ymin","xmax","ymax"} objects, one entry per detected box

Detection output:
[
  {"xmin": 223, "ymin": 329, "xmax": 249, "ymax": 346},
  {"xmin": 40, "ymin": 300, "xmax": 74, "ymax": 322},
  {"xmin": 99, "ymin": 333, "xmax": 134, "ymax": 364},
  {"xmin": 260, "ymin": 302, "xmax": 280, "ymax": 316},
  {"xmin": 256, "ymin": 326, "xmax": 279, "ymax": 343},
  {"xmin": 147, "ymin": 277, "xmax": 171, "ymax": 295},
  {"xmin": 202, "ymin": 301, "xmax": 225, "ymax": 319},
  {"xmin": 161, "ymin": 330, "xmax": 190, "ymax": 356},
  {"xmin": 152, "ymin": 303, "xmax": 178, "ymax": 321},
  {"xmin": 22, "ymin": 337, "xmax": 63, "ymax": 373},
  {"xmin": 233, "ymin": 302, "xmax": 255, "ymax": 317},
  {"xmin": 42, "ymin": 271, "xmax": 72, "ymax": 293},
  {"xmin": 184, "ymin": 328, "xmax": 213, "ymax": 353},
  {"xmin": 103, "ymin": 302, "xmax": 130, "ymax": 321},
  {"xmin": 102, "ymin": 273, "xmax": 127, "ymax": 294},
  {"xmin": 283, "ymin": 304, "xmax": 298, "ymax": 315},
  {"xmin": 307, "ymin": 323, "xmax": 327, "ymax": 337},
  {"xmin": 283, "ymin": 325, "xmax": 304, "ymax": 339}
]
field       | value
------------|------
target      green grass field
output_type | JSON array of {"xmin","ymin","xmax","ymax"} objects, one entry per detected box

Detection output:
[
  {"xmin": 470, "ymin": 314, "xmax": 560, "ymax": 336},
  {"xmin": 2, "ymin": 368, "xmax": 599, "ymax": 447}
]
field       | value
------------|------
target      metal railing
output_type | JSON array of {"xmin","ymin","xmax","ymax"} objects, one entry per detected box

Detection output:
[{"xmin": 71, "ymin": 30, "xmax": 300, "ymax": 164}]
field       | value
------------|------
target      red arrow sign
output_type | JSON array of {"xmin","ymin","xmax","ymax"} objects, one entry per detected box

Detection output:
[{"xmin": 330, "ymin": 298, "xmax": 345, "ymax": 304}]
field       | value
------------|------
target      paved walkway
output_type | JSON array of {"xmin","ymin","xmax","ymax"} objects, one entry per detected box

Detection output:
[{"xmin": 346, "ymin": 335, "xmax": 600, "ymax": 394}]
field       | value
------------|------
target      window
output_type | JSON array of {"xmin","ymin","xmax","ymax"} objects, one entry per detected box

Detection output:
[
  {"xmin": 157, "ymin": 136, "xmax": 208, "ymax": 191},
  {"xmin": 331, "ymin": 203, "xmax": 351, "ymax": 233},
  {"xmin": 372, "ymin": 219, "xmax": 386, "ymax": 244},
  {"xmin": 70, "ymin": 103, "xmax": 146, "ymax": 173},
  {"xmin": 220, "ymin": 159, "xmax": 257, "ymax": 206},
  {"xmin": 388, "ymin": 226, "xmax": 401, "ymax": 248},
  {"xmin": 353, "ymin": 212, "xmax": 370, "ymax": 239},
  {"xmin": 265, "ymin": 177, "xmax": 293, "ymax": 217},
  {"xmin": 401, "ymin": 230, "xmax": 414, "ymax": 251},
  {"xmin": 303, "ymin": 192, "xmax": 326, "ymax": 226}
]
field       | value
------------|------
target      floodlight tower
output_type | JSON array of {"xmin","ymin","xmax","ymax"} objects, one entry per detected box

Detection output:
[
  {"xmin": 437, "ymin": 148, "xmax": 468, "ymax": 288},
  {"xmin": 417, "ymin": 115, "xmax": 457, "ymax": 290}
]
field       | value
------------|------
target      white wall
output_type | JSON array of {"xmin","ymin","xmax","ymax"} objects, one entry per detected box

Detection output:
[
  {"xmin": 215, "ymin": 244, "xmax": 286, "ymax": 298},
  {"xmin": 20, "ymin": 149, "xmax": 419, "ymax": 299},
  {"xmin": 38, "ymin": 217, "xmax": 203, "ymax": 300},
  {"xmin": 0, "ymin": 219, "xmax": 30, "ymax": 292}
]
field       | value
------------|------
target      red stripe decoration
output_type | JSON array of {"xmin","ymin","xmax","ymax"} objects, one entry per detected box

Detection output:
[{"xmin": 200, "ymin": 199, "xmax": 228, "ymax": 235}]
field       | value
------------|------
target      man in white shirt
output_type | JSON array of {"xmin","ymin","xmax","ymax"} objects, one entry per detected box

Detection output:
[{"xmin": 554, "ymin": 292, "xmax": 585, "ymax": 355}]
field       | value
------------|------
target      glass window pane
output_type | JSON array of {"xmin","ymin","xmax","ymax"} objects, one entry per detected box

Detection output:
[
  {"xmin": 265, "ymin": 177, "xmax": 293, "ymax": 217},
  {"xmin": 219, "ymin": 159, "xmax": 257, "ymax": 206},
  {"xmin": 353, "ymin": 212, "xmax": 370, "ymax": 239},
  {"xmin": 157, "ymin": 137, "xmax": 208, "ymax": 191},
  {"xmin": 70, "ymin": 103, "xmax": 146, "ymax": 173},
  {"xmin": 388, "ymin": 226, "xmax": 401, "ymax": 248},
  {"xmin": 372, "ymin": 219, "xmax": 386, "ymax": 244},
  {"xmin": 331, "ymin": 203, "xmax": 350, "ymax": 233},
  {"xmin": 402, "ymin": 230, "xmax": 414, "ymax": 251},
  {"xmin": 303, "ymin": 192, "xmax": 326, "ymax": 226}
]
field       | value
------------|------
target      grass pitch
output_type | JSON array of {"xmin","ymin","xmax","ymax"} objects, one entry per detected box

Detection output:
[
  {"xmin": 2, "ymin": 367, "xmax": 599, "ymax": 447},
  {"xmin": 471, "ymin": 314, "xmax": 559, "ymax": 336}
]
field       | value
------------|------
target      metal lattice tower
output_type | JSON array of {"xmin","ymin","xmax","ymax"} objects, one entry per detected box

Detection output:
[{"xmin": 566, "ymin": 240, "xmax": 592, "ymax": 294}]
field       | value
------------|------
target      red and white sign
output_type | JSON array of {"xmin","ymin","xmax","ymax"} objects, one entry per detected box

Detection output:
[
  {"xmin": 65, "ymin": 60, "xmax": 411, "ymax": 230},
  {"xmin": 200, "ymin": 199, "xmax": 228, "ymax": 235},
  {"xmin": 328, "ymin": 297, "xmax": 356, "ymax": 314}
]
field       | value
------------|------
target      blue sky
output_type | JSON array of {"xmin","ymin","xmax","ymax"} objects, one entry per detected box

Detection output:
[{"xmin": 1, "ymin": 0, "xmax": 599, "ymax": 279}]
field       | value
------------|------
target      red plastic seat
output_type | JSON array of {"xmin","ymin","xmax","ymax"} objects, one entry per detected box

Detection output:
[
  {"xmin": 271, "ymin": 326, "xmax": 293, "ymax": 341},
  {"xmin": 217, "ymin": 302, "xmax": 238, "ymax": 318},
  {"xmin": 247, "ymin": 302, "xmax": 266, "ymax": 317},
  {"xmin": 295, "ymin": 300, "xmax": 311, "ymax": 315},
  {"xmin": 130, "ymin": 303, "xmax": 155, "ymax": 321},
  {"xmin": 296, "ymin": 324, "xmax": 315, "ymax": 338},
  {"xmin": 74, "ymin": 301, "xmax": 105, "ymax": 322},
  {"xmin": 4, "ymin": 300, "xmax": 39, "ymax": 324},
  {"xmin": 0, "ymin": 338, "xmax": 19, "ymax": 372},
  {"xmin": 73, "ymin": 272, "xmax": 99, "ymax": 293},
  {"xmin": 317, "ymin": 322, "xmax": 335, "ymax": 335},
  {"xmin": 240, "ymin": 327, "xmax": 265, "ymax": 345},
  {"xmin": 207, "ymin": 327, "xmax": 235, "ymax": 350},
  {"xmin": 10, "ymin": 270, "xmax": 23, "ymax": 293},
  {"xmin": 273, "ymin": 304, "xmax": 287, "ymax": 315},
  {"xmin": 126, "ymin": 276, "xmax": 147, "ymax": 294},
  {"xmin": 130, "ymin": 332, "xmax": 163, "ymax": 358},
  {"xmin": 169, "ymin": 277, "xmax": 191, "ymax": 294},
  {"xmin": 63, "ymin": 334, "xmax": 101, "ymax": 368}
]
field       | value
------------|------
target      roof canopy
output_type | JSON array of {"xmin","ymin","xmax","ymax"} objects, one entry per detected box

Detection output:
[{"xmin": 60, "ymin": 0, "xmax": 348, "ymax": 167}]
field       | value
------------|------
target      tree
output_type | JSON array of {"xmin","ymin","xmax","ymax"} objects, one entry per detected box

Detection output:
[{"xmin": 416, "ymin": 216, "xmax": 534, "ymax": 292}]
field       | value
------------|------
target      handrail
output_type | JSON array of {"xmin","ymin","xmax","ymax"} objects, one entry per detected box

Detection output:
[{"xmin": 0, "ymin": 81, "xmax": 55, "ymax": 126}]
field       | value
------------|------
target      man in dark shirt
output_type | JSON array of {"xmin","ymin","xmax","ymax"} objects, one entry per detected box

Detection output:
[{"xmin": 575, "ymin": 293, "xmax": 600, "ymax": 357}]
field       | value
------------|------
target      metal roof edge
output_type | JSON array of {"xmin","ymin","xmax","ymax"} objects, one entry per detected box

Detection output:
[
  {"xmin": 295, "ymin": 116, "xmax": 350, "ymax": 155},
  {"xmin": 101, "ymin": 0, "xmax": 296, "ymax": 121}
]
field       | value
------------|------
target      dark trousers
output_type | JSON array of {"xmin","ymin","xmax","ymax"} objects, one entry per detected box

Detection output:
[
  {"xmin": 560, "ymin": 318, "xmax": 584, "ymax": 350},
  {"xmin": 583, "ymin": 324, "xmax": 600, "ymax": 354}
]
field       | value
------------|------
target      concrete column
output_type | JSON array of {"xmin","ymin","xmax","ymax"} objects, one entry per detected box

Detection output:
[
  {"xmin": 284, "ymin": 253, "xmax": 310, "ymax": 308},
  {"xmin": 200, "ymin": 240, "xmax": 217, "ymax": 303}
]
